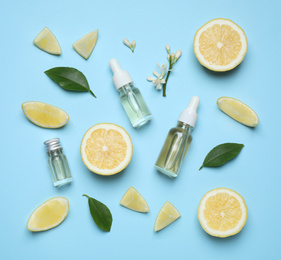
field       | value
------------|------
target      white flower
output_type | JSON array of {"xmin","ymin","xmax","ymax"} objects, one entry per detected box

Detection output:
[
  {"xmin": 123, "ymin": 38, "xmax": 136, "ymax": 52},
  {"xmin": 175, "ymin": 50, "xmax": 182, "ymax": 60},
  {"xmin": 153, "ymin": 78, "xmax": 166, "ymax": 90},
  {"xmin": 165, "ymin": 44, "xmax": 171, "ymax": 54},
  {"xmin": 157, "ymin": 63, "xmax": 167, "ymax": 78}
]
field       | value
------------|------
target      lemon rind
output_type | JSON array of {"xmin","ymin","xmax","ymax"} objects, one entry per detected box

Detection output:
[
  {"xmin": 193, "ymin": 18, "xmax": 248, "ymax": 72},
  {"xmin": 197, "ymin": 188, "xmax": 248, "ymax": 238}
]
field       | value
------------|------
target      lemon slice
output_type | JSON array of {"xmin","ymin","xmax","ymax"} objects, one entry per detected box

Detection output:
[
  {"xmin": 80, "ymin": 123, "xmax": 133, "ymax": 175},
  {"xmin": 194, "ymin": 18, "xmax": 247, "ymax": 71},
  {"xmin": 154, "ymin": 201, "xmax": 181, "ymax": 232},
  {"xmin": 27, "ymin": 197, "xmax": 69, "ymax": 232},
  {"xmin": 33, "ymin": 27, "xmax": 61, "ymax": 55},
  {"xmin": 217, "ymin": 97, "xmax": 259, "ymax": 127},
  {"xmin": 22, "ymin": 101, "xmax": 69, "ymax": 128},
  {"xmin": 198, "ymin": 188, "xmax": 247, "ymax": 238},
  {"xmin": 73, "ymin": 29, "xmax": 99, "ymax": 59},
  {"xmin": 120, "ymin": 186, "xmax": 149, "ymax": 213}
]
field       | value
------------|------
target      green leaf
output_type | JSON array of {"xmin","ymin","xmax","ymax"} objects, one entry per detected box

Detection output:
[
  {"xmin": 83, "ymin": 194, "xmax": 112, "ymax": 232},
  {"xmin": 45, "ymin": 67, "xmax": 96, "ymax": 98},
  {"xmin": 199, "ymin": 143, "xmax": 244, "ymax": 170}
]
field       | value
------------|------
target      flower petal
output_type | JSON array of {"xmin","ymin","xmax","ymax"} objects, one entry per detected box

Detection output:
[
  {"xmin": 146, "ymin": 76, "xmax": 155, "ymax": 81},
  {"xmin": 153, "ymin": 70, "xmax": 160, "ymax": 78}
]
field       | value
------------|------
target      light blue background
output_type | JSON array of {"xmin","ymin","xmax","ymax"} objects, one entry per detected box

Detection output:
[{"xmin": 1, "ymin": 0, "xmax": 281, "ymax": 259}]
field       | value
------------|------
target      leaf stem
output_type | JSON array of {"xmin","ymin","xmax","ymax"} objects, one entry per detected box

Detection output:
[
  {"xmin": 162, "ymin": 61, "xmax": 173, "ymax": 97},
  {"xmin": 89, "ymin": 89, "xmax": 97, "ymax": 98}
]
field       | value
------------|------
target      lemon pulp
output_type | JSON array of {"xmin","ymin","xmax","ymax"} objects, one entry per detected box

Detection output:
[
  {"xmin": 194, "ymin": 18, "xmax": 247, "ymax": 71},
  {"xmin": 27, "ymin": 197, "xmax": 69, "ymax": 232},
  {"xmin": 33, "ymin": 27, "xmax": 61, "ymax": 55},
  {"xmin": 120, "ymin": 186, "xmax": 149, "ymax": 213},
  {"xmin": 73, "ymin": 29, "xmax": 99, "ymax": 59},
  {"xmin": 81, "ymin": 123, "xmax": 133, "ymax": 175},
  {"xmin": 154, "ymin": 201, "xmax": 181, "ymax": 232},
  {"xmin": 198, "ymin": 188, "xmax": 247, "ymax": 237},
  {"xmin": 22, "ymin": 101, "xmax": 69, "ymax": 128},
  {"xmin": 217, "ymin": 97, "xmax": 259, "ymax": 127}
]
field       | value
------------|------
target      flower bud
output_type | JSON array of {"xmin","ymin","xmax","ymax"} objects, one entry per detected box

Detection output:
[
  {"xmin": 175, "ymin": 50, "xmax": 182, "ymax": 59},
  {"xmin": 165, "ymin": 44, "xmax": 171, "ymax": 54},
  {"xmin": 123, "ymin": 38, "xmax": 131, "ymax": 47}
]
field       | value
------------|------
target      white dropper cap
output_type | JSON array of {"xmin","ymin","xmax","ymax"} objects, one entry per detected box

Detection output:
[
  {"xmin": 178, "ymin": 96, "xmax": 200, "ymax": 127},
  {"xmin": 109, "ymin": 58, "xmax": 133, "ymax": 90}
]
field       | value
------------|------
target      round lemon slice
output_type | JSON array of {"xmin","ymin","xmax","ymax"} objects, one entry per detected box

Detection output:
[
  {"xmin": 120, "ymin": 186, "xmax": 149, "ymax": 213},
  {"xmin": 73, "ymin": 29, "xmax": 99, "ymax": 59},
  {"xmin": 154, "ymin": 201, "xmax": 181, "ymax": 232},
  {"xmin": 22, "ymin": 101, "xmax": 69, "ymax": 128},
  {"xmin": 80, "ymin": 123, "xmax": 133, "ymax": 175},
  {"xmin": 33, "ymin": 27, "xmax": 61, "ymax": 55},
  {"xmin": 217, "ymin": 97, "xmax": 259, "ymax": 127},
  {"xmin": 198, "ymin": 188, "xmax": 248, "ymax": 238},
  {"xmin": 194, "ymin": 18, "xmax": 248, "ymax": 71},
  {"xmin": 27, "ymin": 197, "xmax": 69, "ymax": 232}
]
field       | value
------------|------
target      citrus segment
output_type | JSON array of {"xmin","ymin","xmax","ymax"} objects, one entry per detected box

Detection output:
[
  {"xmin": 154, "ymin": 201, "xmax": 181, "ymax": 232},
  {"xmin": 22, "ymin": 101, "xmax": 69, "ymax": 128},
  {"xmin": 33, "ymin": 27, "xmax": 61, "ymax": 55},
  {"xmin": 73, "ymin": 29, "xmax": 99, "ymax": 59},
  {"xmin": 198, "ymin": 188, "xmax": 247, "ymax": 237},
  {"xmin": 217, "ymin": 97, "xmax": 259, "ymax": 127},
  {"xmin": 27, "ymin": 197, "xmax": 69, "ymax": 232},
  {"xmin": 120, "ymin": 186, "xmax": 149, "ymax": 213},
  {"xmin": 81, "ymin": 123, "xmax": 133, "ymax": 175},
  {"xmin": 194, "ymin": 18, "xmax": 247, "ymax": 71}
]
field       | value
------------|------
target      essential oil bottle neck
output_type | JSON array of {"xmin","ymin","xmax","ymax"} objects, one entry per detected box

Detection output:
[
  {"xmin": 47, "ymin": 148, "xmax": 63, "ymax": 156},
  {"xmin": 118, "ymin": 83, "xmax": 134, "ymax": 93},
  {"xmin": 177, "ymin": 121, "xmax": 193, "ymax": 131}
]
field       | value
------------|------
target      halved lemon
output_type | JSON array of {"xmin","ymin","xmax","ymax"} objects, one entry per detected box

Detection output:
[
  {"xmin": 194, "ymin": 18, "xmax": 248, "ymax": 71},
  {"xmin": 217, "ymin": 97, "xmax": 259, "ymax": 127},
  {"xmin": 33, "ymin": 27, "xmax": 61, "ymax": 55},
  {"xmin": 22, "ymin": 101, "xmax": 69, "ymax": 128},
  {"xmin": 120, "ymin": 186, "xmax": 149, "ymax": 213},
  {"xmin": 27, "ymin": 197, "xmax": 69, "ymax": 232},
  {"xmin": 73, "ymin": 29, "xmax": 99, "ymax": 59},
  {"xmin": 198, "ymin": 188, "xmax": 247, "ymax": 238},
  {"xmin": 81, "ymin": 123, "xmax": 133, "ymax": 175},
  {"xmin": 154, "ymin": 201, "xmax": 181, "ymax": 232}
]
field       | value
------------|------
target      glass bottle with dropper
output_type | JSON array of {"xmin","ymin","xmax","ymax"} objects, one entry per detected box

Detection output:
[
  {"xmin": 155, "ymin": 96, "xmax": 200, "ymax": 178},
  {"xmin": 109, "ymin": 58, "xmax": 152, "ymax": 128}
]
